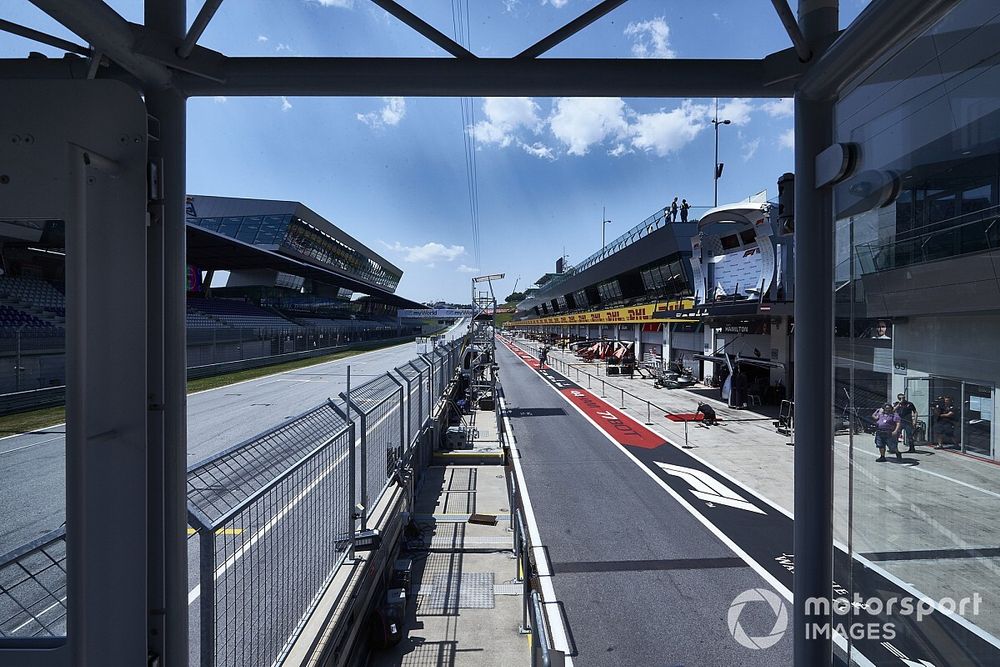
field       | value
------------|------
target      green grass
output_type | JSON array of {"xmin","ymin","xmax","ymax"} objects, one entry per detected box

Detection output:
[{"xmin": 0, "ymin": 336, "xmax": 419, "ymax": 436}]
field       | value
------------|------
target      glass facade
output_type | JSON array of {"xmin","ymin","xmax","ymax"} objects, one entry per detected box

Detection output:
[
  {"xmin": 188, "ymin": 213, "xmax": 402, "ymax": 291},
  {"xmin": 597, "ymin": 280, "xmax": 622, "ymax": 303},
  {"xmin": 834, "ymin": 1, "xmax": 1000, "ymax": 661},
  {"xmin": 639, "ymin": 257, "xmax": 691, "ymax": 298}
]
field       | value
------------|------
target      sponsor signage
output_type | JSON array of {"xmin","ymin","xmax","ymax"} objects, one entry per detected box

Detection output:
[{"xmin": 717, "ymin": 321, "xmax": 771, "ymax": 335}]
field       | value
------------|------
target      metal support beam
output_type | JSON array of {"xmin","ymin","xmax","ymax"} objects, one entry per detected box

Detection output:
[
  {"xmin": 770, "ymin": 0, "xmax": 811, "ymax": 62},
  {"xmin": 369, "ymin": 0, "xmax": 476, "ymax": 59},
  {"xmin": 516, "ymin": 0, "xmax": 628, "ymax": 59},
  {"xmin": 145, "ymin": 2, "xmax": 188, "ymax": 666},
  {"xmin": 29, "ymin": 0, "xmax": 172, "ymax": 87},
  {"xmin": 798, "ymin": 0, "xmax": 961, "ymax": 98},
  {"xmin": 178, "ymin": 0, "xmax": 224, "ymax": 59},
  {"xmin": 175, "ymin": 56, "xmax": 795, "ymax": 97},
  {"xmin": 0, "ymin": 18, "xmax": 91, "ymax": 56},
  {"xmin": 793, "ymin": 0, "xmax": 837, "ymax": 664}
]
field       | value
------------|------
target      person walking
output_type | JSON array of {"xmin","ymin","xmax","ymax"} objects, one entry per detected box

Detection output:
[
  {"xmin": 538, "ymin": 346, "xmax": 548, "ymax": 370},
  {"xmin": 873, "ymin": 402, "xmax": 902, "ymax": 462},
  {"xmin": 669, "ymin": 197, "xmax": 679, "ymax": 222},
  {"xmin": 680, "ymin": 198, "xmax": 691, "ymax": 223},
  {"xmin": 894, "ymin": 392, "xmax": 917, "ymax": 452}
]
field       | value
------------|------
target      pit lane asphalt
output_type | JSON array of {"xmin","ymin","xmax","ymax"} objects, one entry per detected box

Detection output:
[{"xmin": 497, "ymin": 341, "xmax": 791, "ymax": 666}]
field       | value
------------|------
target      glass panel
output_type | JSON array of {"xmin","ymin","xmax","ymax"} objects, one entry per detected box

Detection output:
[
  {"xmin": 0, "ymin": 219, "xmax": 68, "ymax": 638},
  {"xmin": 835, "ymin": 3, "xmax": 1000, "ymax": 663},
  {"xmin": 235, "ymin": 216, "xmax": 262, "ymax": 244},
  {"xmin": 218, "ymin": 216, "xmax": 242, "ymax": 237}
]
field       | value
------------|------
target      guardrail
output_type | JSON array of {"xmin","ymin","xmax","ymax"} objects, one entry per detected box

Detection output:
[{"xmin": 0, "ymin": 335, "xmax": 468, "ymax": 666}]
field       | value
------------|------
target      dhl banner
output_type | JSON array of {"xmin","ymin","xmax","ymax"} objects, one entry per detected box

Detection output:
[{"xmin": 508, "ymin": 298, "xmax": 695, "ymax": 327}]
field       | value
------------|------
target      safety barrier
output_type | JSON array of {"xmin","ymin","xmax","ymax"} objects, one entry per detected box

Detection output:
[
  {"xmin": 184, "ymin": 335, "xmax": 464, "ymax": 667},
  {"xmin": 0, "ymin": 336, "xmax": 468, "ymax": 667}
]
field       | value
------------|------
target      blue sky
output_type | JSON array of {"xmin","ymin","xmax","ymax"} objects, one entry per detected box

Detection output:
[{"xmin": 2, "ymin": 1, "xmax": 870, "ymax": 304}]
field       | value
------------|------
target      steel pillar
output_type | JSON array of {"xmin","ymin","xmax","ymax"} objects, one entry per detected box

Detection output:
[
  {"xmin": 793, "ymin": 1, "xmax": 838, "ymax": 665},
  {"xmin": 144, "ymin": 1, "xmax": 187, "ymax": 665}
]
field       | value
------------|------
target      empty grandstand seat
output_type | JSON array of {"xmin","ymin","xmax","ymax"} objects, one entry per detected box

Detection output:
[{"xmin": 187, "ymin": 297, "xmax": 298, "ymax": 329}]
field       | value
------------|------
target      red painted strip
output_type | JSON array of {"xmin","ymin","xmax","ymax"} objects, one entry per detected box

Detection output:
[{"xmin": 558, "ymin": 387, "xmax": 665, "ymax": 450}]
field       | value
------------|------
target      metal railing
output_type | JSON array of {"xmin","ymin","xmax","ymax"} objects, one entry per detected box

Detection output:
[
  {"xmin": 0, "ymin": 335, "xmax": 468, "ymax": 666},
  {"xmin": 500, "ymin": 392, "xmax": 567, "ymax": 667},
  {"xmin": 855, "ymin": 205, "xmax": 1000, "ymax": 274}
]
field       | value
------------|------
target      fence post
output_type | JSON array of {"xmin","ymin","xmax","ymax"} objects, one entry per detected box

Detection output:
[
  {"xmin": 601, "ymin": 379, "xmax": 606, "ymax": 398},
  {"xmin": 620, "ymin": 387, "xmax": 626, "ymax": 409},
  {"xmin": 199, "ymin": 528, "xmax": 216, "ymax": 667},
  {"xmin": 646, "ymin": 401, "xmax": 652, "ymax": 425},
  {"xmin": 14, "ymin": 329, "xmax": 21, "ymax": 392}
]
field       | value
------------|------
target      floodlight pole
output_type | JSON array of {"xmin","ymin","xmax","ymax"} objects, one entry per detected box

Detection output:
[
  {"xmin": 602, "ymin": 207, "xmax": 612, "ymax": 250},
  {"xmin": 711, "ymin": 99, "xmax": 731, "ymax": 207}
]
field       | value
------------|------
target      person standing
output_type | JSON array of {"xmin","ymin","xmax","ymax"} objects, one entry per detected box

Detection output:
[
  {"xmin": 538, "ymin": 346, "xmax": 548, "ymax": 370},
  {"xmin": 894, "ymin": 392, "xmax": 918, "ymax": 452},
  {"xmin": 669, "ymin": 197, "xmax": 679, "ymax": 222},
  {"xmin": 873, "ymin": 402, "xmax": 902, "ymax": 462},
  {"xmin": 680, "ymin": 198, "xmax": 691, "ymax": 223},
  {"xmin": 935, "ymin": 395, "xmax": 957, "ymax": 449}
]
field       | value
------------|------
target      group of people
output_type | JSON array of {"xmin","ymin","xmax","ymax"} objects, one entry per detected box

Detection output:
[
  {"xmin": 666, "ymin": 197, "xmax": 691, "ymax": 223},
  {"xmin": 871, "ymin": 392, "xmax": 958, "ymax": 462}
]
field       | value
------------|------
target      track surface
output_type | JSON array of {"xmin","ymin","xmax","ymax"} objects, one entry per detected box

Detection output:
[
  {"xmin": 501, "ymin": 338, "xmax": 1000, "ymax": 667},
  {"xmin": 0, "ymin": 324, "xmax": 465, "ymax": 555},
  {"xmin": 498, "ymin": 340, "xmax": 792, "ymax": 666}
]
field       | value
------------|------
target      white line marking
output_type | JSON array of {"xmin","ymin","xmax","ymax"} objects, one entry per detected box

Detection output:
[
  {"xmin": 11, "ymin": 595, "xmax": 66, "ymax": 634},
  {"xmin": 501, "ymin": 392, "xmax": 574, "ymax": 666},
  {"xmin": 0, "ymin": 434, "xmax": 63, "ymax": 456},
  {"xmin": 908, "ymin": 466, "xmax": 1000, "ymax": 501}
]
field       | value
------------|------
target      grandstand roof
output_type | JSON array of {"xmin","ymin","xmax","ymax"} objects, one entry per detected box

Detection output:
[{"xmin": 186, "ymin": 225, "xmax": 423, "ymax": 309}]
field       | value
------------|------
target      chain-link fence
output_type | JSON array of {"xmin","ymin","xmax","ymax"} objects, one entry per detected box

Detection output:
[
  {"xmin": 0, "ymin": 528, "xmax": 67, "ymax": 639},
  {"xmin": 0, "ymin": 336, "xmax": 467, "ymax": 665},
  {"xmin": 341, "ymin": 374, "xmax": 404, "ymax": 530}
]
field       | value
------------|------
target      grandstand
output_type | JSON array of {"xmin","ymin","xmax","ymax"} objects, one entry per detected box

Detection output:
[{"xmin": 0, "ymin": 195, "xmax": 426, "ymax": 403}]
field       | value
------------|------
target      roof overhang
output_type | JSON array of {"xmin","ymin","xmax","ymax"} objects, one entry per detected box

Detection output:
[
  {"xmin": 697, "ymin": 204, "xmax": 768, "ymax": 231},
  {"xmin": 186, "ymin": 224, "xmax": 423, "ymax": 308}
]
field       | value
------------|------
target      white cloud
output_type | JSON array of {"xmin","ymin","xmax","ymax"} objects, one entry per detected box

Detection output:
[
  {"xmin": 629, "ymin": 100, "xmax": 707, "ymax": 157},
  {"xmin": 357, "ymin": 97, "xmax": 407, "ymax": 129},
  {"xmin": 717, "ymin": 98, "xmax": 754, "ymax": 126},
  {"xmin": 212, "ymin": 96, "xmax": 227, "ymax": 103},
  {"xmin": 549, "ymin": 97, "xmax": 629, "ymax": 156},
  {"xmin": 761, "ymin": 98, "xmax": 793, "ymax": 118},
  {"xmin": 275, "ymin": 43, "xmax": 292, "ymax": 52},
  {"xmin": 309, "ymin": 0, "xmax": 354, "ymax": 7},
  {"xmin": 382, "ymin": 241, "xmax": 465, "ymax": 265},
  {"xmin": 280, "ymin": 96, "xmax": 292, "ymax": 112},
  {"xmin": 457, "ymin": 264, "xmax": 480, "ymax": 273},
  {"xmin": 779, "ymin": 128, "xmax": 794, "ymax": 150},
  {"xmin": 542, "ymin": 0, "xmax": 569, "ymax": 7},
  {"xmin": 257, "ymin": 35, "xmax": 269, "ymax": 43},
  {"xmin": 520, "ymin": 141, "xmax": 555, "ymax": 160},
  {"xmin": 470, "ymin": 97, "xmax": 541, "ymax": 147},
  {"xmin": 741, "ymin": 136, "xmax": 761, "ymax": 162},
  {"xmin": 624, "ymin": 17, "xmax": 675, "ymax": 58},
  {"xmin": 608, "ymin": 143, "xmax": 632, "ymax": 157},
  {"xmin": 502, "ymin": 0, "xmax": 519, "ymax": 12}
]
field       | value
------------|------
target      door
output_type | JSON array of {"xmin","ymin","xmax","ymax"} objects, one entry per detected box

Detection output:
[{"xmin": 963, "ymin": 382, "xmax": 994, "ymax": 458}]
